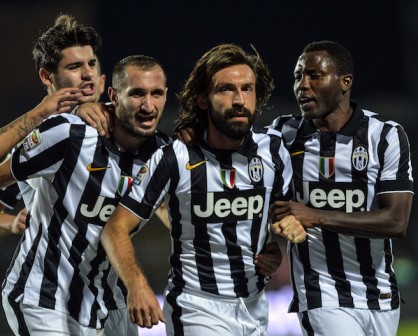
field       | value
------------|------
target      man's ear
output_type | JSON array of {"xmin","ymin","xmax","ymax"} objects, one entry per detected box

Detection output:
[
  {"xmin": 108, "ymin": 86, "xmax": 118, "ymax": 105},
  {"xmin": 341, "ymin": 74, "xmax": 353, "ymax": 92},
  {"xmin": 197, "ymin": 94, "xmax": 208, "ymax": 109},
  {"xmin": 39, "ymin": 68, "xmax": 53, "ymax": 86}
]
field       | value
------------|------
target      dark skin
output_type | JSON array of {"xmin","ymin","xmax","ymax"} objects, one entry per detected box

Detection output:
[{"xmin": 270, "ymin": 50, "xmax": 412, "ymax": 239}]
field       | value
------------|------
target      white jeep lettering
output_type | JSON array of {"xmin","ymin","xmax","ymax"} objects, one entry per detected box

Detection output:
[
  {"xmin": 296, "ymin": 181, "xmax": 366, "ymax": 213},
  {"xmin": 193, "ymin": 191, "xmax": 265, "ymax": 220},
  {"xmin": 80, "ymin": 196, "xmax": 116, "ymax": 222}
]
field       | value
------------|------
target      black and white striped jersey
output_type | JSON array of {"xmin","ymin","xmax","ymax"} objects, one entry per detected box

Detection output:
[
  {"xmin": 2, "ymin": 113, "xmax": 170, "ymax": 328},
  {"xmin": 268, "ymin": 102, "xmax": 414, "ymax": 312},
  {"xmin": 120, "ymin": 126, "xmax": 293, "ymax": 298}
]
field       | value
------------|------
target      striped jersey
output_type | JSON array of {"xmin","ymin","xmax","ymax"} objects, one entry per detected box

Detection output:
[
  {"xmin": 120, "ymin": 126, "xmax": 293, "ymax": 298},
  {"xmin": 2, "ymin": 113, "xmax": 170, "ymax": 328},
  {"xmin": 268, "ymin": 102, "xmax": 414, "ymax": 312}
]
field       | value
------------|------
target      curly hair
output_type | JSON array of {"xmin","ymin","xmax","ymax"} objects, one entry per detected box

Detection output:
[
  {"xmin": 303, "ymin": 40, "xmax": 354, "ymax": 76},
  {"xmin": 32, "ymin": 14, "xmax": 102, "ymax": 72},
  {"xmin": 175, "ymin": 43, "xmax": 274, "ymax": 135}
]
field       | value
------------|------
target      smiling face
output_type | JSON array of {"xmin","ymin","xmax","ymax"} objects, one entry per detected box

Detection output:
[
  {"xmin": 201, "ymin": 64, "xmax": 257, "ymax": 149},
  {"xmin": 41, "ymin": 45, "xmax": 99, "ymax": 103},
  {"xmin": 109, "ymin": 64, "xmax": 167, "ymax": 139},
  {"xmin": 293, "ymin": 50, "xmax": 346, "ymax": 121}
]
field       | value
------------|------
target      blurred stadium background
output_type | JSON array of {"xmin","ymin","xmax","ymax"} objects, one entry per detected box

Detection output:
[{"xmin": 0, "ymin": 1, "xmax": 417, "ymax": 334}]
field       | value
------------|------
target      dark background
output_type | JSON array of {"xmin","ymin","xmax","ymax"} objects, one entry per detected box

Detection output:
[{"xmin": 0, "ymin": 1, "xmax": 417, "ymax": 334}]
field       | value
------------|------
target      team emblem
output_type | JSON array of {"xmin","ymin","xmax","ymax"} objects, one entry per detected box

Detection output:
[
  {"xmin": 319, "ymin": 157, "xmax": 335, "ymax": 178},
  {"xmin": 117, "ymin": 175, "xmax": 133, "ymax": 197},
  {"xmin": 133, "ymin": 164, "xmax": 149, "ymax": 185},
  {"xmin": 352, "ymin": 146, "xmax": 368, "ymax": 171},
  {"xmin": 221, "ymin": 168, "xmax": 236, "ymax": 189},
  {"xmin": 23, "ymin": 129, "xmax": 42, "ymax": 151},
  {"xmin": 248, "ymin": 157, "xmax": 263, "ymax": 183}
]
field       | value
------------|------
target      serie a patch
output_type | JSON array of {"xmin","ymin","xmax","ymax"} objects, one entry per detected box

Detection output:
[
  {"xmin": 133, "ymin": 164, "xmax": 149, "ymax": 185},
  {"xmin": 23, "ymin": 129, "xmax": 42, "ymax": 151}
]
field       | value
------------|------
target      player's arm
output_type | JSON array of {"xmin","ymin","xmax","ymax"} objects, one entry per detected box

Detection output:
[
  {"xmin": 270, "ymin": 192, "xmax": 412, "ymax": 239},
  {"xmin": 0, "ymin": 158, "xmax": 15, "ymax": 188},
  {"xmin": 254, "ymin": 241, "xmax": 283, "ymax": 277},
  {"xmin": 101, "ymin": 205, "xmax": 165, "ymax": 328},
  {"xmin": 0, "ymin": 88, "xmax": 82, "ymax": 162}
]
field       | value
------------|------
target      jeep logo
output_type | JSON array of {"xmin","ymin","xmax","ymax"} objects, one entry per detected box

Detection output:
[
  {"xmin": 192, "ymin": 188, "xmax": 266, "ymax": 223},
  {"xmin": 76, "ymin": 196, "xmax": 119, "ymax": 226},
  {"xmin": 296, "ymin": 181, "xmax": 366, "ymax": 213}
]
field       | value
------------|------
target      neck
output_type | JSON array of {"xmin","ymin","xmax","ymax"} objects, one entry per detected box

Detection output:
[
  {"xmin": 113, "ymin": 127, "xmax": 147, "ymax": 152},
  {"xmin": 314, "ymin": 102, "xmax": 352, "ymax": 132},
  {"xmin": 206, "ymin": 128, "xmax": 244, "ymax": 150}
]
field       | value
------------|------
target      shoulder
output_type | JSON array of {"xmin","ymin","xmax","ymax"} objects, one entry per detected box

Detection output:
[{"xmin": 267, "ymin": 114, "xmax": 302, "ymax": 131}]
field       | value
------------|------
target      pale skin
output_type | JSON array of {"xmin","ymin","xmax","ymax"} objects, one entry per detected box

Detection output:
[
  {"xmin": 270, "ymin": 50, "xmax": 412, "ymax": 239},
  {"xmin": 101, "ymin": 64, "xmax": 307, "ymax": 328}
]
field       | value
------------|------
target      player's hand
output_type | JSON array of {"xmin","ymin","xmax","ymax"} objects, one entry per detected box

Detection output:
[
  {"xmin": 126, "ymin": 279, "xmax": 165, "ymax": 328},
  {"xmin": 31, "ymin": 88, "xmax": 83, "ymax": 122},
  {"xmin": 174, "ymin": 127, "xmax": 195, "ymax": 146},
  {"xmin": 10, "ymin": 208, "xmax": 27, "ymax": 234},
  {"xmin": 74, "ymin": 102, "xmax": 113, "ymax": 137},
  {"xmin": 271, "ymin": 215, "xmax": 306, "ymax": 243},
  {"xmin": 254, "ymin": 241, "xmax": 282, "ymax": 277},
  {"xmin": 270, "ymin": 200, "xmax": 318, "ymax": 228}
]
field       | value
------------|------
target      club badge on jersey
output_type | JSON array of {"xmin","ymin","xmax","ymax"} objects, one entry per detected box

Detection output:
[
  {"xmin": 352, "ymin": 145, "xmax": 369, "ymax": 171},
  {"xmin": 22, "ymin": 129, "xmax": 42, "ymax": 152},
  {"xmin": 248, "ymin": 156, "xmax": 263, "ymax": 183}
]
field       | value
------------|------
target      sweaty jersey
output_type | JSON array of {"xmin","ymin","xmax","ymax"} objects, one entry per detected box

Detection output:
[
  {"xmin": 2, "ymin": 113, "xmax": 170, "ymax": 328},
  {"xmin": 120, "ymin": 126, "xmax": 293, "ymax": 298},
  {"xmin": 268, "ymin": 102, "xmax": 414, "ymax": 312}
]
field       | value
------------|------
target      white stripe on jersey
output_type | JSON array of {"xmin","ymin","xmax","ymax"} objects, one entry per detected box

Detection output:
[
  {"xmin": 121, "ymin": 127, "xmax": 293, "ymax": 298},
  {"xmin": 3, "ymin": 114, "xmax": 170, "ymax": 328},
  {"xmin": 268, "ymin": 103, "xmax": 414, "ymax": 312}
]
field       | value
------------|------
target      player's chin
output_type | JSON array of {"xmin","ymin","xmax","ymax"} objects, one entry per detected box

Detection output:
[{"xmin": 77, "ymin": 95, "xmax": 96, "ymax": 104}]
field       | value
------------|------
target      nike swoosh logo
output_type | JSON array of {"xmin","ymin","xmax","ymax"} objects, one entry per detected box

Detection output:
[
  {"xmin": 186, "ymin": 160, "xmax": 207, "ymax": 170},
  {"xmin": 291, "ymin": 151, "xmax": 305, "ymax": 157},
  {"xmin": 87, "ymin": 163, "xmax": 110, "ymax": 172}
]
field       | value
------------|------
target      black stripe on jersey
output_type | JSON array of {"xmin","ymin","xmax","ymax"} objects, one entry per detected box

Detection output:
[
  {"xmin": 300, "ymin": 311, "xmax": 314, "ymax": 336},
  {"xmin": 354, "ymin": 238, "xmax": 380, "ymax": 309},
  {"xmin": 7, "ymin": 296, "xmax": 30, "ymax": 336},
  {"xmin": 288, "ymin": 244, "xmax": 301, "ymax": 312},
  {"xmin": 68, "ymin": 136, "xmax": 110, "ymax": 323},
  {"xmin": 39, "ymin": 124, "xmax": 85, "ymax": 310},
  {"xmin": 166, "ymin": 289, "xmax": 184, "ymax": 335},
  {"xmin": 8, "ymin": 225, "xmax": 43, "ymax": 301},
  {"xmin": 164, "ymin": 145, "xmax": 184, "ymax": 291},
  {"xmin": 376, "ymin": 123, "xmax": 390, "ymax": 187},
  {"xmin": 395, "ymin": 125, "xmax": 412, "ymax": 179},
  {"xmin": 322, "ymin": 230, "xmax": 354, "ymax": 307},
  {"xmin": 217, "ymin": 150, "xmax": 248, "ymax": 297},
  {"xmin": 385, "ymin": 239, "xmax": 400, "ymax": 309},
  {"xmin": 298, "ymin": 241, "xmax": 322, "ymax": 311},
  {"xmin": 189, "ymin": 145, "xmax": 220, "ymax": 295}
]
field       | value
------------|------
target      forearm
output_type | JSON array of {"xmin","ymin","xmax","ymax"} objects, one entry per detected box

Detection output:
[
  {"xmin": 314, "ymin": 208, "xmax": 404, "ymax": 238},
  {"xmin": 0, "ymin": 213, "xmax": 14, "ymax": 235},
  {"xmin": 0, "ymin": 112, "xmax": 40, "ymax": 161},
  {"xmin": 273, "ymin": 193, "xmax": 412, "ymax": 239}
]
